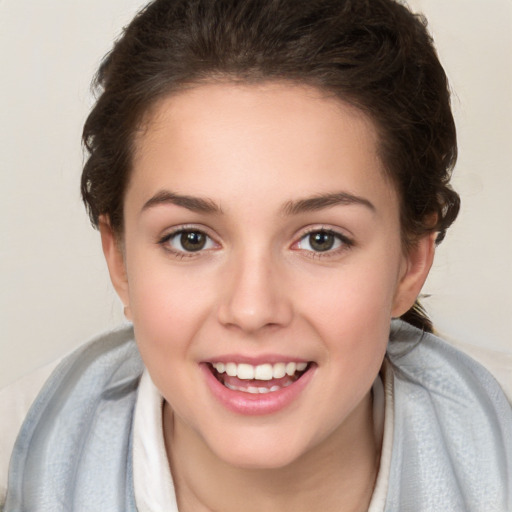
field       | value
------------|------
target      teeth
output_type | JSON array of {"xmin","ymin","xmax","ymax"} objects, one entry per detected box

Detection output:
[
  {"xmin": 225, "ymin": 363, "xmax": 237, "ymax": 377},
  {"xmin": 212, "ymin": 361, "xmax": 308, "ymax": 380},
  {"xmin": 285, "ymin": 362, "xmax": 297, "ymax": 376},
  {"xmin": 237, "ymin": 364, "xmax": 254, "ymax": 380},
  {"xmin": 272, "ymin": 363, "xmax": 286, "ymax": 379},
  {"xmin": 224, "ymin": 383, "xmax": 284, "ymax": 394},
  {"xmin": 254, "ymin": 364, "xmax": 273, "ymax": 380}
]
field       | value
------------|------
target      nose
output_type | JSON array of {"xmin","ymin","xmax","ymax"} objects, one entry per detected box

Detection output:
[{"xmin": 217, "ymin": 252, "xmax": 293, "ymax": 333}]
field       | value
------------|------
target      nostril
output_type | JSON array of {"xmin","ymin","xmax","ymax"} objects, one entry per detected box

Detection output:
[
  {"xmin": 216, "ymin": 262, "xmax": 293, "ymax": 332},
  {"xmin": 217, "ymin": 299, "xmax": 294, "ymax": 333}
]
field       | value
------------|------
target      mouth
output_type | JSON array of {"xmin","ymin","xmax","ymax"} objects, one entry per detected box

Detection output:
[{"xmin": 207, "ymin": 360, "xmax": 312, "ymax": 394}]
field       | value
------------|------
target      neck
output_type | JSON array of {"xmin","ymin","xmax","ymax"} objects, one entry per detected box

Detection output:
[{"xmin": 163, "ymin": 392, "xmax": 380, "ymax": 512}]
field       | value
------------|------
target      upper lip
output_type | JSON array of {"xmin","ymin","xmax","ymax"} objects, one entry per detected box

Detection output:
[{"xmin": 203, "ymin": 354, "xmax": 311, "ymax": 365}]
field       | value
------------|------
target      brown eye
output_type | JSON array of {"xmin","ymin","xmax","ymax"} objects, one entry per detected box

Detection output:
[
  {"xmin": 180, "ymin": 231, "xmax": 207, "ymax": 251},
  {"xmin": 161, "ymin": 229, "xmax": 215, "ymax": 253},
  {"xmin": 295, "ymin": 229, "xmax": 351, "ymax": 254},
  {"xmin": 308, "ymin": 231, "xmax": 336, "ymax": 252}
]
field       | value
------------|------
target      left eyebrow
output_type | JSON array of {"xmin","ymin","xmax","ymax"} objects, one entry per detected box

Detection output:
[
  {"xmin": 281, "ymin": 192, "xmax": 376, "ymax": 215},
  {"xmin": 141, "ymin": 190, "xmax": 222, "ymax": 215}
]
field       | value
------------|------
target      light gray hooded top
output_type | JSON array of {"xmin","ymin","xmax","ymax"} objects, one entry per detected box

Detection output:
[{"xmin": 5, "ymin": 322, "xmax": 512, "ymax": 511}]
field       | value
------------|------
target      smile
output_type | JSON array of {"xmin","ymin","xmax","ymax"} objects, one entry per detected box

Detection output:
[{"xmin": 207, "ymin": 360, "xmax": 312, "ymax": 396}]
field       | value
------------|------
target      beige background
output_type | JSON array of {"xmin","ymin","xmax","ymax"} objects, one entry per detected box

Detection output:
[{"xmin": 1, "ymin": 0, "xmax": 511, "ymax": 389}]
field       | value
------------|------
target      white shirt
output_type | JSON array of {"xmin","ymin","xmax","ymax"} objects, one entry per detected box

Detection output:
[
  {"xmin": 1, "ymin": 360, "xmax": 393, "ymax": 511},
  {"xmin": 131, "ymin": 364, "xmax": 393, "ymax": 512}
]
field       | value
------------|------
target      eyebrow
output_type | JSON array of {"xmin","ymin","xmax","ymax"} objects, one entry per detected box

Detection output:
[
  {"xmin": 141, "ymin": 190, "xmax": 375, "ymax": 216},
  {"xmin": 141, "ymin": 190, "xmax": 222, "ymax": 214},
  {"xmin": 282, "ymin": 192, "xmax": 376, "ymax": 215}
]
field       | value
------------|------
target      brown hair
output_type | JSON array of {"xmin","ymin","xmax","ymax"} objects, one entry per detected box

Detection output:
[{"xmin": 81, "ymin": 0, "xmax": 460, "ymax": 332}]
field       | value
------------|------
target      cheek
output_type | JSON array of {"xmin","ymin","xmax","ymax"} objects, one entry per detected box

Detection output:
[
  {"xmin": 125, "ymin": 251, "xmax": 215, "ymax": 358},
  {"xmin": 294, "ymin": 253, "xmax": 400, "ymax": 369},
  {"xmin": 300, "ymin": 259, "xmax": 400, "ymax": 330},
  {"xmin": 126, "ymin": 265, "xmax": 215, "ymax": 403}
]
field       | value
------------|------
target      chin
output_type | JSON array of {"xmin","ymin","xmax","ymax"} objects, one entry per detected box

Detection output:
[
  {"xmin": 205, "ymin": 427, "xmax": 315, "ymax": 471},
  {"xmin": 219, "ymin": 449, "xmax": 304, "ymax": 471}
]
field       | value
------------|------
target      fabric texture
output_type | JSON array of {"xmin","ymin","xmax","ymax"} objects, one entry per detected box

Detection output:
[
  {"xmin": 0, "ymin": 359, "xmax": 61, "ymax": 506},
  {"xmin": 4, "ymin": 328, "xmax": 142, "ymax": 512},
  {"xmin": 131, "ymin": 366, "xmax": 390, "ymax": 512},
  {"xmin": 132, "ymin": 371, "xmax": 178, "ymax": 511},
  {"xmin": 385, "ymin": 321, "xmax": 512, "ymax": 511},
  {"xmin": 4, "ymin": 321, "xmax": 512, "ymax": 511}
]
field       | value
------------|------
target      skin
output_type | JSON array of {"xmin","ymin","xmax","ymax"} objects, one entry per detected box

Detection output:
[{"xmin": 100, "ymin": 82, "xmax": 435, "ymax": 511}]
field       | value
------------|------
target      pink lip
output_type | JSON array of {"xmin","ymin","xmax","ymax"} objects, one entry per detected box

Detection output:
[
  {"xmin": 200, "ymin": 362, "xmax": 315, "ymax": 416},
  {"xmin": 204, "ymin": 354, "xmax": 309, "ymax": 365}
]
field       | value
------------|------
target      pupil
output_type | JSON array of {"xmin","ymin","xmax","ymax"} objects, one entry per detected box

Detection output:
[
  {"xmin": 181, "ymin": 231, "xmax": 206, "ymax": 251},
  {"xmin": 310, "ymin": 232, "xmax": 334, "ymax": 252}
]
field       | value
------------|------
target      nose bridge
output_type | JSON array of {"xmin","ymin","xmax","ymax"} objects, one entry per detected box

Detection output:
[{"xmin": 218, "ymin": 245, "xmax": 292, "ymax": 332}]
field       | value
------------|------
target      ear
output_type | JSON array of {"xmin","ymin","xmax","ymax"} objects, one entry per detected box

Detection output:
[
  {"xmin": 391, "ymin": 232, "xmax": 436, "ymax": 318},
  {"xmin": 99, "ymin": 216, "xmax": 132, "ymax": 320}
]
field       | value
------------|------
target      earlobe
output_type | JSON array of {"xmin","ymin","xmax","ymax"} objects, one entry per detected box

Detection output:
[
  {"xmin": 98, "ymin": 216, "xmax": 132, "ymax": 319},
  {"xmin": 391, "ymin": 233, "xmax": 436, "ymax": 318}
]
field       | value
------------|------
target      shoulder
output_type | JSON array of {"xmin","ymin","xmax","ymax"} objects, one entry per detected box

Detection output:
[
  {"xmin": 2, "ymin": 326, "xmax": 142, "ymax": 511},
  {"xmin": 385, "ymin": 321, "xmax": 512, "ymax": 511},
  {"xmin": 12, "ymin": 325, "xmax": 141, "ymax": 437},
  {"xmin": 0, "ymin": 360, "xmax": 59, "ymax": 507},
  {"xmin": 388, "ymin": 320, "xmax": 511, "ymax": 411}
]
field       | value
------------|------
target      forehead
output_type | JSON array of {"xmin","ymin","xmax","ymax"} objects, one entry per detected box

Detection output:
[
  {"xmin": 136, "ymin": 81, "xmax": 379, "ymax": 160},
  {"xmin": 128, "ymin": 82, "xmax": 396, "ymax": 214}
]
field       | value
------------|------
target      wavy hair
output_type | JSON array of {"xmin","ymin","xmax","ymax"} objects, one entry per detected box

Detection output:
[{"xmin": 81, "ymin": 0, "xmax": 460, "ymax": 332}]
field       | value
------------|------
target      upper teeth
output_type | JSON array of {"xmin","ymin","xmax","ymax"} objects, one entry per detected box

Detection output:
[{"xmin": 212, "ymin": 361, "xmax": 308, "ymax": 380}]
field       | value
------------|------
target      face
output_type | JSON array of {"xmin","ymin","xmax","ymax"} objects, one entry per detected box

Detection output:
[{"xmin": 101, "ymin": 82, "xmax": 433, "ymax": 470}]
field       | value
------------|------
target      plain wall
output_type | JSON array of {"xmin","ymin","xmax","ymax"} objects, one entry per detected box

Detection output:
[{"xmin": 1, "ymin": 0, "xmax": 511, "ymax": 389}]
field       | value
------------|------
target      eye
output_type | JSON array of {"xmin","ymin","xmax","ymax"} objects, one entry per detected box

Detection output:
[
  {"xmin": 160, "ymin": 229, "xmax": 216, "ymax": 253},
  {"xmin": 295, "ymin": 229, "xmax": 351, "ymax": 253}
]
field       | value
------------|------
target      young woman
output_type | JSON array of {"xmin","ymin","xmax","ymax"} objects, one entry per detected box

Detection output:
[{"xmin": 3, "ymin": 0, "xmax": 512, "ymax": 511}]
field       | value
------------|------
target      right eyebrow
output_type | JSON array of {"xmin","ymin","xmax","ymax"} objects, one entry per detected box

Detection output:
[
  {"xmin": 140, "ymin": 190, "xmax": 223, "ymax": 215},
  {"xmin": 281, "ymin": 191, "xmax": 376, "ymax": 216}
]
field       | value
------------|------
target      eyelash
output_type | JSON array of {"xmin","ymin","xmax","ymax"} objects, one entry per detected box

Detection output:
[
  {"xmin": 293, "ymin": 228, "xmax": 354, "ymax": 258},
  {"xmin": 157, "ymin": 226, "xmax": 217, "ymax": 258},
  {"xmin": 157, "ymin": 226, "xmax": 354, "ymax": 259}
]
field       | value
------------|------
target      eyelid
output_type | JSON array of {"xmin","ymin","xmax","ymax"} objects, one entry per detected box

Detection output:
[
  {"xmin": 291, "ymin": 226, "xmax": 354, "ymax": 256},
  {"xmin": 157, "ymin": 224, "xmax": 220, "ymax": 255}
]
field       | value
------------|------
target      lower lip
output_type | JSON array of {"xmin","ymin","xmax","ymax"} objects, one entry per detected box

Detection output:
[{"xmin": 200, "ymin": 364, "xmax": 315, "ymax": 416}]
